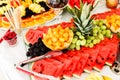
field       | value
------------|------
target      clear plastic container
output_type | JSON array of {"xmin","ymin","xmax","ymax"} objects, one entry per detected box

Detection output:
[{"xmin": 6, "ymin": 37, "xmax": 17, "ymax": 46}]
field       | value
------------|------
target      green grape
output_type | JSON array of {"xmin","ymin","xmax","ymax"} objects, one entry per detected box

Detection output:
[
  {"xmin": 105, "ymin": 30, "xmax": 111, "ymax": 38},
  {"xmin": 93, "ymin": 39, "xmax": 98, "ymax": 45},
  {"xmin": 76, "ymin": 40, "xmax": 81, "ymax": 46},
  {"xmin": 100, "ymin": 25, "xmax": 106, "ymax": 30},
  {"xmin": 86, "ymin": 39, "xmax": 92, "ymax": 44},
  {"xmin": 96, "ymin": 39, "xmax": 101, "ymax": 44},
  {"xmin": 102, "ymin": 29, "xmax": 106, "ymax": 36},
  {"xmin": 76, "ymin": 31, "xmax": 81, "ymax": 36},
  {"xmin": 72, "ymin": 37, "xmax": 78, "ymax": 43},
  {"xmin": 79, "ymin": 35, "xmax": 85, "ymax": 40},
  {"xmin": 75, "ymin": 45, "xmax": 81, "ymax": 50},
  {"xmin": 88, "ymin": 43, "xmax": 94, "ymax": 48},
  {"xmin": 85, "ymin": 43, "xmax": 89, "ymax": 47},
  {"xmin": 93, "ymin": 20, "xmax": 99, "ymax": 25},
  {"xmin": 93, "ymin": 33, "xmax": 97, "ymax": 36},
  {"xmin": 98, "ymin": 34, "xmax": 104, "ymax": 40},
  {"xmin": 93, "ymin": 29, "xmax": 98, "ymax": 34},
  {"xmin": 98, "ymin": 20, "xmax": 104, "ymax": 27},
  {"xmin": 98, "ymin": 30, "xmax": 102, "ymax": 34},
  {"xmin": 80, "ymin": 39, "xmax": 86, "ymax": 46},
  {"xmin": 90, "ymin": 36, "xmax": 95, "ymax": 40},
  {"xmin": 117, "ymin": 32, "xmax": 120, "ymax": 38},
  {"xmin": 69, "ymin": 43, "xmax": 76, "ymax": 50}
]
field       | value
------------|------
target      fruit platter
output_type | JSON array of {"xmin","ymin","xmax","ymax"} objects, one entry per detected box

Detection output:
[
  {"xmin": 1, "ymin": 0, "xmax": 120, "ymax": 80},
  {"xmin": 0, "ymin": 0, "xmax": 61, "ymax": 29}
]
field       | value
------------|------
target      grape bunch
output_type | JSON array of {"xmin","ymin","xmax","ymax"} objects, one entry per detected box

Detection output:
[
  {"xmin": 69, "ymin": 30, "xmax": 86, "ymax": 50},
  {"xmin": 26, "ymin": 38, "xmax": 51, "ymax": 58},
  {"xmin": 85, "ymin": 20, "xmax": 112, "ymax": 47},
  {"xmin": 69, "ymin": 20, "xmax": 113, "ymax": 50}
]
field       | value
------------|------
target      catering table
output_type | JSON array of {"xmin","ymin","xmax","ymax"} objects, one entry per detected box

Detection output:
[{"xmin": 0, "ymin": 0, "xmax": 120, "ymax": 80}]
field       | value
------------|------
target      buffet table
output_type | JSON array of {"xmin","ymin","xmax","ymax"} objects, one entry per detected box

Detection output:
[{"xmin": 0, "ymin": 0, "xmax": 120, "ymax": 80}]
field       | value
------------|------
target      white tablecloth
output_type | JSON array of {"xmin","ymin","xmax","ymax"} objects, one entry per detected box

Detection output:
[{"xmin": 0, "ymin": 0, "xmax": 120, "ymax": 80}]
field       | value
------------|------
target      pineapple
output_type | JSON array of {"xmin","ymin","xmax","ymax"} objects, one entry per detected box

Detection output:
[{"xmin": 66, "ymin": 0, "xmax": 99, "ymax": 36}]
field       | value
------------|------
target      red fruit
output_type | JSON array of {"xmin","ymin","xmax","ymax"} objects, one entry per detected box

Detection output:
[{"xmin": 0, "ymin": 38, "xmax": 3, "ymax": 43}]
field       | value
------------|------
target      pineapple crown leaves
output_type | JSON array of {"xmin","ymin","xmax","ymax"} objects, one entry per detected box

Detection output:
[{"xmin": 66, "ymin": 0, "xmax": 99, "ymax": 36}]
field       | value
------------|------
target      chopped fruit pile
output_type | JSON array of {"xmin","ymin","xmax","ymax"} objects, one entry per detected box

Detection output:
[
  {"xmin": 42, "ymin": 25, "xmax": 73, "ymax": 50},
  {"xmin": 92, "ymin": 8, "xmax": 120, "ymax": 19},
  {"xmin": 24, "ymin": 21, "xmax": 74, "ymax": 45},
  {"xmin": 106, "ymin": 14, "xmax": 120, "ymax": 33},
  {"xmin": 0, "ymin": 0, "xmax": 56, "ymax": 29},
  {"xmin": 31, "ymin": 35, "xmax": 119, "ymax": 80},
  {"xmin": 26, "ymin": 38, "xmax": 51, "ymax": 58}
]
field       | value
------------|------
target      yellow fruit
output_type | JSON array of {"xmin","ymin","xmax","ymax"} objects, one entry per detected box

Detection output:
[
  {"xmin": 42, "ymin": 25, "xmax": 73, "ymax": 50},
  {"xmin": 103, "ymin": 75, "xmax": 112, "ymax": 80}
]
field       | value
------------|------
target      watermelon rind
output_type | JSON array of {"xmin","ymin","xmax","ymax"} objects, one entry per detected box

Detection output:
[
  {"xmin": 23, "ymin": 30, "xmax": 30, "ymax": 46},
  {"xmin": 30, "ymin": 62, "xmax": 61, "ymax": 80},
  {"xmin": 72, "ymin": 74, "xmax": 80, "ymax": 79},
  {"xmin": 63, "ymin": 75, "xmax": 71, "ymax": 80},
  {"xmin": 93, "ymin": 67, "xmax": 101, "ymax": 72},
  {"xmin": 84, "ymin": 69, "xmax": 91, "ymax": 73},
  {"xmin": 105, "ymin": 62, "xmax": 112, "ymax": 66}
]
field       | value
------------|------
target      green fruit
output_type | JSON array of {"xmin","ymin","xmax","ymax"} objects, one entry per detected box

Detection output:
[
  {"xmin": 98, "ymin": 34, "xmax": 104, "ymax": 40},
  {"xmin": 86, "ymin": 39, "xmax": 92, "ymax": 44},
  {"xmin": 69, "ymin": 43, "xmax": 76, "ymax": 50},
  {"xmin": 76, "ymin": 45, "xmax": 81, "ymax": 50},
  {"xmin": 76, "ymin": 40, "xmax": 81, "ymax": 46},
  {"xmin": 100, "ymin": 25, "xmax": 106, "ymax": 30},
  {"xmin": 79, "ymin": 35, "xmax": 85, "ymax": 39},
  {"xmin": 89, "ymin": 43, "xmax": 94, "ymax": 48},
  {"xmin": 76, "ymin": 32, "xmax": 81, "ymax": 36},
  {"xmin": 72, "ymin": 37, "xmax": 78, "ymax": 43},
  {"xmin": 93, "ymin": 39, "xmax": 98, "ymax": 44},
  {"xmin": 80, "ymin": 39, "xmax": 86, "ymax": 46}
]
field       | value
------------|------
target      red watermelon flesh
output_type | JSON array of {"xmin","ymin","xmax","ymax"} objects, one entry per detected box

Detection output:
[
  {"xmin": 106, "ymin": 35, "xmax": 119, "ymax": 65},
  {"xmin": 106, "ymin": 43, "xmax": 118, "ymax": 65},
  {"xmin": 32, "ymin": 59, "xmax": 57, "ymax": 77},
  {"xmin": 63, "ymin": 56, "xmax": 81, "ymax": 78},
  {"xmin": 53, "ymin": 56, "xmax": 73, "ymax": 77},
  {"xmin": 44, "ymin": 58, "xmax": 64, "ymax": 78},
  {"xmin": 25, "ymin": 29, "xmax": 43, "ymax": 44},
  {"xmin": 83, "ymin": 46, "xmax": 99, "ymax": 72},
  {"xmin": 73, "ymin": 53, "xmax": 89, "ymax": 77},
  {"xmin": 94, "ymin": 45, "xmax": 110, "ymax": 71},
  {"xmin": 32, "ymin": 60, "xmax": 46, "ymax": 73},
  {"xmin": 42, "ymin": 64, "xmax": 57, "ymax": 76}
]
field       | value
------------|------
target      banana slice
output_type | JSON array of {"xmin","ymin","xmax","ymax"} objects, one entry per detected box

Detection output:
[{"xmin": 103, "ymin": 75, "xmax": 112, "ymax": 80}]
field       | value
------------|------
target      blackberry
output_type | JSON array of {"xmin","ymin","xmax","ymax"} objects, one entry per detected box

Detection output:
[
  {"xmin": 0, "ymin": 3, "xmax": 7, "ymax": 7},
  {"xmin": 39, "ymin": 1, "xmax": 50, "ymax": 11},
  {"xmin": 22, "ymin": 7, "xmax": 36, "ymax": 18},
  {"xmin": 26, "ymin": 38, "xmax": 51, "ymax": 58},
  {"xmin": 29, "ymin": 43, "xmax": 32, "ymax": 47}
]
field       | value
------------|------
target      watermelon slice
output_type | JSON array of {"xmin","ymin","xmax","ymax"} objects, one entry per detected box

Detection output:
[
  {"xmin": 106, "ymin": 35, "xmax": 119, "ymax": 66},
  {"xmin": 53, "ymin": 55, "xmax": 73, "ymax": 79},
  {"xmin": 83, "ymin": 46, "xmax": 99, "ymax": 73},
  {"xmin": 31, "ymin": 59, "xmax": 58, "ymax": 79},
  {"xmin": 63, "ymin": 56, "xmax": 81, "ymax": 79},
  {"xmin": 24, "ymin": 29, "xmax": 43, "ymax": 45},
  {"xmin": 93, "ymin": 45, "xmax": 110, "ymax": 71},
  {"xmin": 44, "ymin": 58, "xmax": 64, "ymax": 78},
  {"xmin": 73, "ymin": 52, "xmax": 89, "ymax": 78}
]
